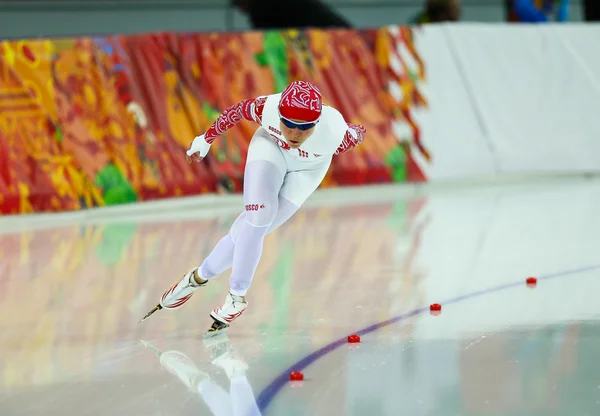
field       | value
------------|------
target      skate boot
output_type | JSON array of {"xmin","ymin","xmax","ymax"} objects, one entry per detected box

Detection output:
[
  {"xmin": 138, "ymin": 268, "xmax": 208, "ymax": 323},
  {"xmin": 204, "ymin": 293, "xmax": 248, "ymax": 338},
  {"xmin": 160, "ymin": 267, "xmax": 207, "ymax": 309}
]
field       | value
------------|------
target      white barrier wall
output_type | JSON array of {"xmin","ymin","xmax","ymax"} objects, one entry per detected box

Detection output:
[{"xmin": 409, "ymin": 24, "xmax": 600, "ymax": 181}]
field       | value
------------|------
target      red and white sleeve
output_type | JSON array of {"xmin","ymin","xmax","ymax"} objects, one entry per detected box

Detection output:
[
  {"xmin": 204, "ymin": 96, "xmax": 267, "ymax": 144},
  {"xmin": 334, "ymin": 123, "xmax": 366, "ymax": 155}
]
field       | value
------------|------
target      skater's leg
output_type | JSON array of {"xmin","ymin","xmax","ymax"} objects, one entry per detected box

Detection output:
[
  {"xmin": 228, "ymin": 159, "xmax": 284, "ymax": 296},
  {"xmin": 197, "ymin": 195, "xmax": 299, "ymax": 282},
  {"xmin": 265, "ymin": 195, "xmax": 300, "ymax": 234},
  {"xmin": 226, "ymin": 158, "xmax": 331, "ymax": 297},
  {"xmin": 200, "ymin": 156, "xmax": 331, "ymax": 290},
  {"xmin": 207, "ymin": 158, "xmax": 333, "ymax": 331},
  {"xmin": 198, "ymin": 229, "xmax": 236, "ymax": 280},
  {"xmin": 198, "ymin": 130, "xmax": 293, "ymax": 284},
  {"xmin": 232, "ymin": 195, "xmax": 300, "ymax": 238}
]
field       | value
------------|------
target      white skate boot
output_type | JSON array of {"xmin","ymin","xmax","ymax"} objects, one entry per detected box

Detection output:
[
  {"xmin": 138, "ymin": 268, "xmax": 207, "ymax": 323},
  {"xmin": 160, "ymin": 267, "xmax": 207, "ymax": 309},
  {"xmin": 204, "ymin": 293, "xmax": 248, "ymax": 338}
]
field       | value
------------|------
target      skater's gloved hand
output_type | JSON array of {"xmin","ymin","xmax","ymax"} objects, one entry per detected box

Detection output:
[{"xmin": 186, "ymin": 134, "xmax": 211, "ymax": 163}]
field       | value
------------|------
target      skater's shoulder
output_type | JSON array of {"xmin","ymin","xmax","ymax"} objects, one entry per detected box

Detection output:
[
  {"xmin": 321, "ymin": 103, "xmax": 342, "ymax": 117},
  {"xmin": 263, "ymin": 92, "xmax": 282, "ymax": 102},
  {"xmin": 321, "ymin": 104, "xmax": 348, "ymax": 126},
  {"xmin": 258, "ymin": 93, "xmax": 283, "ymax": 111},
  {"xmin": 319, "ymin": 105, "xmax": 347, "ymax": 131}
]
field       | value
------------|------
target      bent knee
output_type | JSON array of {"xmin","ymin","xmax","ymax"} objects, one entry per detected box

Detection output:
[{"xmin": 243, "ymin": 201, "xmax": 278, "ymax": 227}]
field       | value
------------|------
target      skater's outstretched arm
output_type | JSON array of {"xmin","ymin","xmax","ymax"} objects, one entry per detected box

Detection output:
[
  {"xmin": 186, "ymin": 96, "xmax": 267, "ymax": 163},
  {"xmin": 334, "ymin": 123, "xmax": 366, "ymax": 155},
  {"xmin": 204, "ymin": 97, "xmax": 267, "ymax": 143}
]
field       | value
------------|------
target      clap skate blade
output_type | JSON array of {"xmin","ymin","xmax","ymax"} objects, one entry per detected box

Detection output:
[
  {"xmin": 204, "ymin": 319, "xmax": 229, "ymax": 339},
  {"xmin": 138, "ymin": 304, "xmax": 162, "ymax": 323}
]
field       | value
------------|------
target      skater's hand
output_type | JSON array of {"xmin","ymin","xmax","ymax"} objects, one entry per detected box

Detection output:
[{"xmin": 186, "ymin": 134, "xmax": 211, "ymax": 163}]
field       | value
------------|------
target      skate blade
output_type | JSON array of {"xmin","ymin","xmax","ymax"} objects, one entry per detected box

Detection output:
[
  {"xmin": 138, "ymin": 304, "xmax": 162, "ymax": 323},
  {"xmin": 204, "ymin": 320, "xmax": 229, "ymax": 339}
]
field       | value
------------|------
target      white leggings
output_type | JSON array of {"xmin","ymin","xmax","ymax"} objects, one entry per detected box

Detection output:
[{"xmin": 199, "ymin": 131, "xmax": 331, "ymax": 296}]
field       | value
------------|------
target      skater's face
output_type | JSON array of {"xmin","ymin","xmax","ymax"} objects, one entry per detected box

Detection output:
[{"xmin": 279, "ymin": 117, "xmax": 317, "ymax": 148}]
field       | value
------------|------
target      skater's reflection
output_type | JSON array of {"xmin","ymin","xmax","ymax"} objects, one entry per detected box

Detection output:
[{"xmin": 141, "ymin": 336, "xmax": 261, "ymax": 416}]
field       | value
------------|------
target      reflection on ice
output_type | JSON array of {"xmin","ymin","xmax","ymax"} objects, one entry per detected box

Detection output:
[{"xmin": 142, "ymin": 335, "xmax": 262, "ymax": 416}]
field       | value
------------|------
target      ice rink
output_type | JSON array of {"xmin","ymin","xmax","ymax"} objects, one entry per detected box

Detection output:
[{"xmin": 2, "ymin": 176, "xmax": 600, "ymax": 416}]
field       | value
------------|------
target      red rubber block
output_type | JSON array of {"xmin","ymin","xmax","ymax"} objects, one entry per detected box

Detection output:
[
  {"xmin": 526, "ymin": 277, "xmax": 537, "ymax": 285},
  {"xmin": 290, "ymin": 371, "xmax": 304, "ymax": 381},
  {"xmin": 430, "ymin": 303, "xmax": 442, "ymax": 316},
  {"xmin": 347, "ymin": 334, "xmax": 361, "ymax": 343}
]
